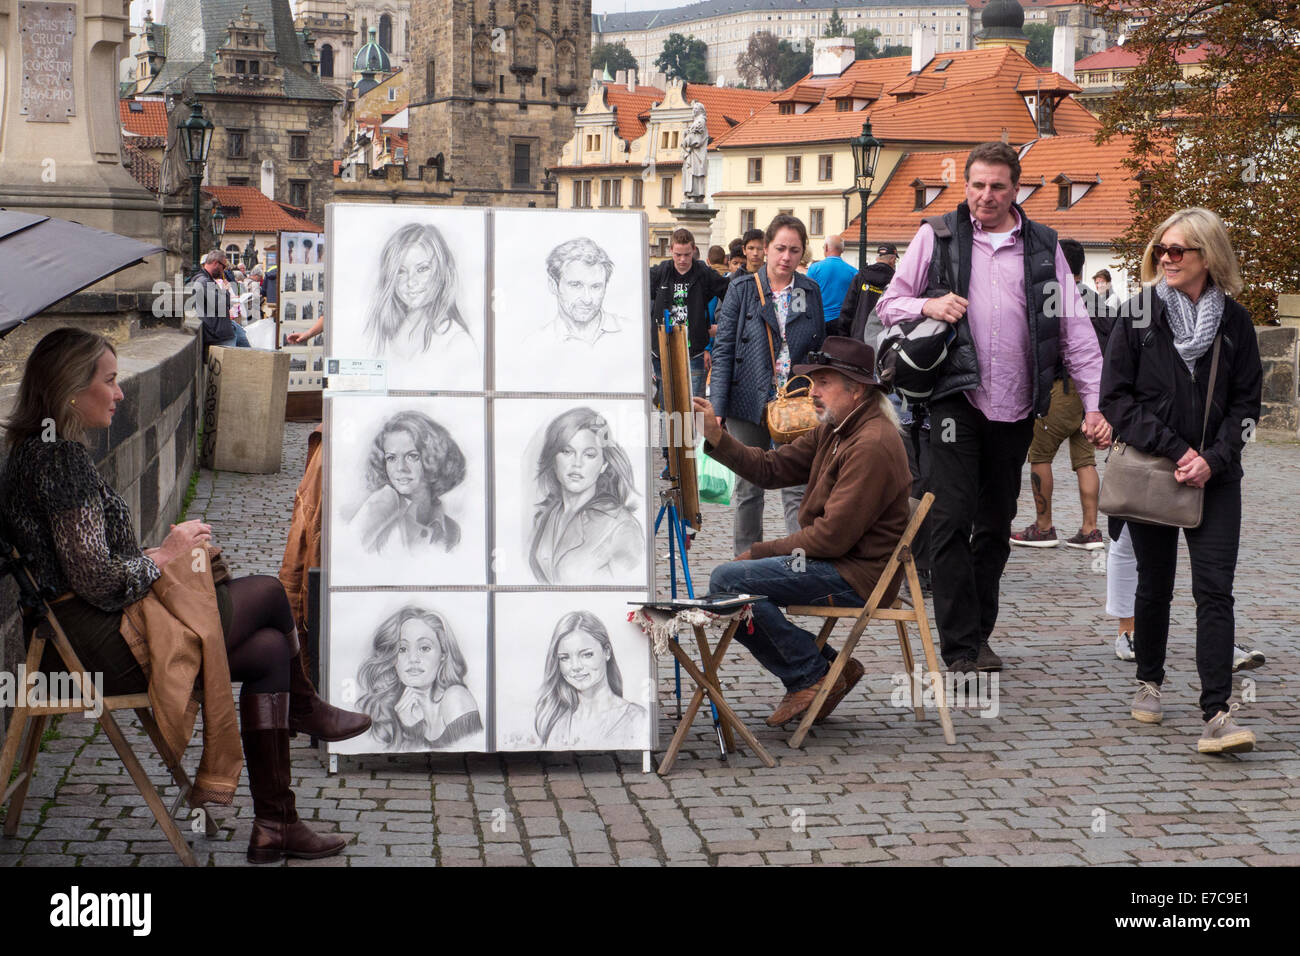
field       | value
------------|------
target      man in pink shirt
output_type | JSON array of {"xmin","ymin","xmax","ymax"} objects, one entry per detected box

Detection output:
[{"xmin": 875, "ymin": 142, "xmax": 1111, "ymax": 677}]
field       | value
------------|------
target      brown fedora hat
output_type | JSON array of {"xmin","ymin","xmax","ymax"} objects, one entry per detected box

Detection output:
[{"xmin": 792, "ymin": 336, "xmax": 881, "ymax": 388}]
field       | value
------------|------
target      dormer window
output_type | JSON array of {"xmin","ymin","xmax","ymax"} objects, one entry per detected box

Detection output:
[
  {"xmin": 1053, "ymin": 173, "xmax": 1100, "ymax": 208},
  {"xmin": 779, "ymin": 102, "xmax": 795, "ymax": 115},
  {"xmin": 836, "ymin": 100, "xmax": 850, "ymax": 112},
  {"xmin": 912, "ymin": 178, "xmax": 947, "ymax": 210},
  {"xmin": 1057, "ymin": 183, "xmax": 1070, "ymax": 208}
]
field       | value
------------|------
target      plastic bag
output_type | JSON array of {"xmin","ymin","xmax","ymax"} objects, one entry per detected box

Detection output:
[
  {"xmin": 244, "ymin": 318, "xmax": 277, "ymax": 350},
  {"xmin": 696, "ymin": 450, "xmax": 735, "ymax": 506}
]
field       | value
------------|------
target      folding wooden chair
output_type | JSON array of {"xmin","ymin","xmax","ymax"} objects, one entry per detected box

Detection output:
[
  {"xmin": 0, "ymin": 543, "xmax": 217, "ymax": 866},
  {"xmin": 786, "ymin": 492, "xmax": 957, "ymax": 748}
]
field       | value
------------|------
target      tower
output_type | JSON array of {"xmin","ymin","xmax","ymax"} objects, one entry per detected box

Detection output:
[
  {"xmin": 295, "ymin": 0, "xmax": 356, "ymax": 91},
  {"xmin": 975, "ymin": 0, "xmax": 1031, "ymax": 54},
  {"xmin": 406, "ymin": 0, "xmax": 591, "ymax": 205}
]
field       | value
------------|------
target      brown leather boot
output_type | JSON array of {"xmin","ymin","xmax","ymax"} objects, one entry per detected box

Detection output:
[
  {"xmin": 287, "ymin": 639, "xmax": 372, "ymax": 742},
  {"xmin": 240, "ymin": 691, "xmax": 348, "ymax": 864}
]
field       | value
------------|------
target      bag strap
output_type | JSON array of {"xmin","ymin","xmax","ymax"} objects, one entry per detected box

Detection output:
[
  {"xmin": 1197, "ymin": 333, "xmax": 1224, "ymax": 453},
  {"xmin": 755, "ymin": 270, "xmax": 780, "ymax": 370}
]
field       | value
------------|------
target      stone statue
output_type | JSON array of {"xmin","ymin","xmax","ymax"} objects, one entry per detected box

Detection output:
[
  {"xmin": 681, "ymin": 101, "xmax": 709, "ymax": 205},
  {"xmin": 160, "ymin": 81, "xmax": 196, "ymax": 197},
  {"xmin": 243, "ymin": 237, "xmax": 258, "ymax": 268}
]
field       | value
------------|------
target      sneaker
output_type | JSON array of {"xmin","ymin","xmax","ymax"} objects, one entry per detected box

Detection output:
[
  {"xmin": 1231, "ymin": 645, "xmax": 1266, "ymax": 673},
  {"xmin": 1064, "ymin": 528, "xmax": 1104, "ymax": 550},
  {"xmin": 1131, "ymin": 681, "xmax": 1162, "ymax": 724},
  {"xmin": 1010, "ymin": 523, "xmax": 1059, "ymax": 547},
  {"xmin": 975, "ymin": 642, "xmax": 1003, "ymax": 672},
  {"xmin": 1198, "ymin": 703, "xmax": 1255, "ymax": 754},
  {"xmin": 1115, "ymin": 631, "xmax": 1135, "ymax": 662}
]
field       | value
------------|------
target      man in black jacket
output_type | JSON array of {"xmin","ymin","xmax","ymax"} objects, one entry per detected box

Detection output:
[
  {"xmin": 832, "ymin": 243, "xmax": 898, "ymax": 341},
  {"xmin": 191, "ymin": 250, "xmax": 238, "ymax": 352},
  {"xmin": 649, "ymin": 228, "xmax": 733, "ymax": 398}
]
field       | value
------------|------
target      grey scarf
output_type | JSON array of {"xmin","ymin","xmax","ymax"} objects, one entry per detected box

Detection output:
[{"xmin": 1155, "ymin": 277, "xmax": 1224, "ymax": 373}]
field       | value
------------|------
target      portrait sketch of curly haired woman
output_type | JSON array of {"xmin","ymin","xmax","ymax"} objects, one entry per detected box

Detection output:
[
  {"xmin": 348, "ymin": 410, "xmax": 466, "ymax": 555},
  {"xmin": 357, "ymin": 605, "xmax": 483, "ymax": 751},
  {"xmin": 527, "ymin": 406, "xmax": 642, "ymax": 585}
]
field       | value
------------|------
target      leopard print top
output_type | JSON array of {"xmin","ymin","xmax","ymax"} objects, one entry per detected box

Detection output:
[{"xmin": 1, "ymin": 437, "xmax": 160, "ymax": 612}]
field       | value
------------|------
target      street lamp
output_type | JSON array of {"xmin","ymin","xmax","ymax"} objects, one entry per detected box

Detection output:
[
  {"xmin": 850, "ymin": 120, "xmax": 882, "ymax": 274},
  {"xmin": 179, "ymin": 102, "xmax": 215, "ymax": 271},
  {"xmin": 212, "ymin": 205, "xmax": 226, "ymax": 244}
]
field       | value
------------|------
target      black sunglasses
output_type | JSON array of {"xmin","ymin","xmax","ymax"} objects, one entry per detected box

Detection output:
[
  {"xmin": 804, "ymin": 351, "xmax": 872, "ymax": 377},
  {"xmin": 1152, "ymin": 243, "xmax": 1201, "ymax": 263}
]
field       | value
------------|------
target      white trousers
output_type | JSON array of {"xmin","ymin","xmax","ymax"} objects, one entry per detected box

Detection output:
[{"xmin": 1105, "ymin": 523, "xmax": 1137, "ymax": 619}]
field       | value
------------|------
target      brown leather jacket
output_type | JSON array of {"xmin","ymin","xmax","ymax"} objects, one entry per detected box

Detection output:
[{"xmin": 279, "ymin": 424, "xmax": 323, "ymax": 636}]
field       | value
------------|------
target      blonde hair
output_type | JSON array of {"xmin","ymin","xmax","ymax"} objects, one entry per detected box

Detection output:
[
  {"xmin": 1139, "ymin": 207, "xmax": 1243, "ymax": 296},
  {"xmin": 4, "ymin": 328, "xmax": 115, "ymax": 447}
]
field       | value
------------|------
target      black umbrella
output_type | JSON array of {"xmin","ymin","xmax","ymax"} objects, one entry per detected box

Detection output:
[{"xmin": 0, "ymin": 210, "xmax": 164, "ymax": 338}]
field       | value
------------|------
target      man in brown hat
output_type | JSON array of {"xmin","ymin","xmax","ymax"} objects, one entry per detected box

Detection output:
[{"xmin": 693, "ymin": 337, "xmax": 913, "ymax": 727}]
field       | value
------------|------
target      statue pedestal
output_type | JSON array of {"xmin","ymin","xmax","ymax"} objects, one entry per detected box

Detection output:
[{"xmin": 668, "ymin": 204, "xmax": 720, "ymax": 251}]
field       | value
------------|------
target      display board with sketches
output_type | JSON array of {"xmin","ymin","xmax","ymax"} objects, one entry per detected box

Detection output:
[
  {"xmin": 278, "ymin": 230, "xmax": 327, "ymax": 390},
  {"xmin": 323, "ymin": 205, "xmax": 653, "ymax": 758}
]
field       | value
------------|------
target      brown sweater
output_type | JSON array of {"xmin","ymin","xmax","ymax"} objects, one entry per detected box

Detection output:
[{"xmin": 706, "ymin": 397, "xmax": 912, "ymax": 603}]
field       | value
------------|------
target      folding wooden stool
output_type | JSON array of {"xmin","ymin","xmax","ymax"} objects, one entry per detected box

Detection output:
[
  {"xmin": 786, "ymin": 492, "xmax": 957, "ymax": 748},
  {"xmin": 0, "ymin": 545, "xmax": 217, "ymax": 866}
]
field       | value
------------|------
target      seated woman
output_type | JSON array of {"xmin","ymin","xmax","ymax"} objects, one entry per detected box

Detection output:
[
  {"xmin": 356, "ymin": 605, "xmax": 482, "ymax": 751},
  {"xmin": 527, "ymin": 407, "xmax": 641, "ymax": 585},
  {"xmin": 0, "ymin": 328, "xmax": 372, "ymax": 864},
  {"xmin": 533, "ymin": 611, "xmax": 647, "ymax": 750}
]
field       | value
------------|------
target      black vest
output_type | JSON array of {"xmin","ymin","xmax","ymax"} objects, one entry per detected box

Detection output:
[{"xmin": 922, "ymin": 202, "xmax": 1061, "ymax": 418}]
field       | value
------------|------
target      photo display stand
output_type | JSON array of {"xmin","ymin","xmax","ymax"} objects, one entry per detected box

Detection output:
[
  {"xmin": 277, "ymin": 229, "xmax": 327, "ymax": 421},
  {"xmin": 321, "ymin": 206, "xmax": 655, "ymax": 772}
]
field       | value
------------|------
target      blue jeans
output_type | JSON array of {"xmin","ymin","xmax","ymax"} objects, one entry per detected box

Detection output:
[{"xmin": 709, "ymin": 556, "xmax": 864, "ymax": 692}]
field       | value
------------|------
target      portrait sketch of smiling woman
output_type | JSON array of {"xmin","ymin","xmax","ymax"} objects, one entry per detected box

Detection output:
[{"xmin": 527, "ymin": 407, "xmax": 643, "ymax": 585}]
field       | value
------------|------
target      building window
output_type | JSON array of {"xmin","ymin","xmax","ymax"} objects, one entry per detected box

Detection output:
[
  {"xmin": 513, "ymin": 142, "xmax": 532, "ymax": 187},
  {"xmin": 661, "ymin": 176, "xmax": 674, "ymax": 208},
  {"xmin": 541, "ymin": 77, "xmax": 547, "ymax": 96},
  {"xmin": 818, "ymin": 154, "xmax": 833, "ymax": 180},
  {"xmin": 426, "ymin": 60, "xmax": 436, "ymax": 98},
  {"xmin": 600, "ymin": 178, "xmax": 622, "ymax": 207},
  {"xmin": 225, "ymin": 244, "xmax": 241, "ymax": 268},
  {"xmin": 1058, "ymin": 183, "xmax": 1071, "ymax": 208},
  {"xmin": 671, "ymin": 130, "xmax": 679, "ymax": 148},
  {"xmin": 747, "ymin": 157, "xmax": 762, "ymax": 183},
  {"xmin": 379, "ymin": 13, "xmax": 394, "ymax": 52},
  {"xmin": 235, "ymin": 59, "xmax": 246, "ymax": 74},
  {"xmin": 572, "ymin": 179, "xmax": 592, "ymax": 208},
  {"xmin": 321, "ymin": 44, "xmax": 335, "ymax": 78},
  {"xmin": 836, "ymin": 99, "xmax": 851, "ymax": 112},
  {"xmin": 631, "ymin": 178, "xmax": 644, "ymax": 207},
  {"xmin": 289, "ymin": 180, "xmax": 309, "ymax": 209},
  {"xmin": 388, "ymin": 87, "xmax": 397, "ymax": 102},
  {"xmin": 289, "ymin": 134, "xmax": 308, "ymax": 160},
  {"xmin": 914, "ymin": 187, "xmax": 926, "ymax": 211},
  {"xmin": 228, "ymin": 129, "xmax": 247, "ymax": 159},
  {"xmin": 779, "ymin": 102, "xmax": 795, "ymax": 115},
  {"xmin": 786, "ymin": 156, "xmax": 801, "ymax": 182},
  {"xmin": 249, "ymin": 60, "xmax": 260, "ymax": 75},
  {"xmin": 740, "ymin": 208, "xmax": 756, "ymax": 233},
  {"xmin": 778, "ymin": 208, "xmax": 793, "ymax": 216},
  {"xmin": 499, "ymin": 75, "xmax": 505, "ymax": 94},
  {"xmin": 809, "ymin": 208, "xmax": 824, "ymax": 236},
  {"xmin": 227, "ymin": 177, "xmax": 249, "ymax": 186}
]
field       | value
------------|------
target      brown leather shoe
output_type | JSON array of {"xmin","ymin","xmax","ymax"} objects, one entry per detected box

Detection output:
[
  {"xmin": 248, "ymin": 818, "xmax": 348, "ymax": 864},
  {"xmin": 814, "ymin": 657, "xmax": 864, "ymax": 724},
  {"xmin": 288, "ymin": 650, "xmax": 372, "ymax": 742},
  {"xmin": 766, "ymin": 670, "xmax": 847, "ymax": 727}
]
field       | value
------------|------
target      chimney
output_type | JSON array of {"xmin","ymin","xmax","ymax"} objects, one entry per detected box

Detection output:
[
  {"xmin": 812, "ymin": 37, "xmax": 856, "ymax": 77},
  {"xmin": 615, "ymin": 69, "xmax": 626, "ymax": 87},
  {"xmin": 910, "ymin": 26, "xmax": 938, "ymax": 72},
  {"xmin": 1052, "ymin": 25, "xmax": 1077, "ymax": 82},
  {"xmin": 260, "ymin": 160, "xmax": 275, "ymax": 200},
  {"xmin": 627, "ymin": 68, "xmax": 637, "ymax": 92}
]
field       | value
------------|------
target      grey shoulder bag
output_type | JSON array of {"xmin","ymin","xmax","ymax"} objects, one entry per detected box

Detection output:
[{"xmin": 1099, "ymin": 334, "xmax": 1222, "ymax": 529}]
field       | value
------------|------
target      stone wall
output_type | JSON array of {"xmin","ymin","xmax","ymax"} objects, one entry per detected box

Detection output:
[
  {"xmin": 1, "ymin": 326, "xmax": 201, "ymax": 742},
  {"xmin": 1260, "ymin": 294, "xmax": 1300, "ymax": 438}
]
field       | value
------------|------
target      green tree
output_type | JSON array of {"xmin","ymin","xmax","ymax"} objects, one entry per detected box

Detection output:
[
  {"xmin": 736, "ymin": 31, "xmax": 782, "ymax": 89},
  {"xmin": 1024, "ymin": 23, "xmax": 1054, "ymax": 67},
  {"xmin": 851, "ymin": 27, "xmax": 880, "ymax": 59},
  {"xmin": 777, "ymin": 39, "xmax": 813, "ymax": 89},
  {"xmin": 880, "ymin": 44, "xmax": 911, "ymax": 58},
  {"xmin": 1095, "ymin": 0, "xmax": 1300, "ymax": 322},
  {"xmin": 591, "ymin": 41, "xmax": 639, "ymax": 77},
  {"xmin": 655, "ymin": 33, "xmax": 709, "ymax": 84},
  {"xmin": 825, "ymin": 7, "xmax": 847, "ymax": 38}
]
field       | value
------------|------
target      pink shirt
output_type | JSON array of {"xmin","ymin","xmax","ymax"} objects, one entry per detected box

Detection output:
[{"xmin": 876, "ymin": 209, "xmax": 1103, "ymax": 422}]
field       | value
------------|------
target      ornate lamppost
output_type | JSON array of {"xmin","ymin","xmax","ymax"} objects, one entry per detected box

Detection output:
[
  {"xmin": 850, "ymin": 120, "xmax": 883, "ymax": 274},
  {"xmin": 179, "ymin": 102, "xmax": 215, "ymax": 272}
]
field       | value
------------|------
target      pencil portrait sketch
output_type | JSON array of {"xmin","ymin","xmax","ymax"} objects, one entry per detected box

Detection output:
[
  {"xmin": 534, "ymin": 610, "xmax": 649, "ymax": 750},
  {"xmin": 493, "ymin": 210, "xmax": 645, "ymax": 393},
  {"xmin": 348, "ymin": 410, "xmax": 465, "ymax": 555},
  {"xmin": 357, "ymin": 605, "xmax": 483, "ymax": 752},
  {"xmin": 527, "ymin": 406, "xmax": 642, "ymax": 585},
  {"xmin": 329, "ymin": 206, "xmax": 487, "ymax": 391}
]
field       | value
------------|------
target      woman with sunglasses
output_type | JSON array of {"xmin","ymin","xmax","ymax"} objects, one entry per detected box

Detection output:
[{"xmin": 1099, "ymin": 208, "xmax": 1262, "ymax": 754}]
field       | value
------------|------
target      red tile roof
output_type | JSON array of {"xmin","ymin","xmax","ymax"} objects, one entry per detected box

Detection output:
[
  {"xmin": 203, "ymin": 186, "xmax": 322, "ymax": 234},
  {"xmin": 713, "ymin": 47, "xmax": 1098, "ymax": 150},
  {"xmin": 773, "ymin": 82, "xmax": 827, "ymax": 104},
  {"xmin": 119, "ymin": 98, "xmax": 168, "ymax": 137},
  {"xmin": 1016, "ymin": 72, "xmax": 1082, "ymax": 94},
  {"xmin": 597, "ymin": 81, "xmax": 773, "ymax": 146},
  {"xmin": 840, "ymin": 134, "xmax": 1140, "ymax": 245},
  {"xmin": 828, "ymin": 79, "xmax": 883, "ymax": 101},
  {"xmin": 602, "ymin": 83, "xmax": 666, "ymax": 142},
  {"xmin": 123, "ymin": 144, "xmax": 161, "ymax": 192},
  {"xmin": 1075, "ymin": 43, "xmax": 1216, "ymax": 71}
]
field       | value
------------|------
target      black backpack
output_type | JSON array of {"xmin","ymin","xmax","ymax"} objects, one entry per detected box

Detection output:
[{"xmin": 875, "ymin": 215, "xmax": 958, "ymax": 402}]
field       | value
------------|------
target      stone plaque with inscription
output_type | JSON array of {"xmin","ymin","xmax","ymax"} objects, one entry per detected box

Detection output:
[{"xmin": 19, "ymin": 2, "xmax": 76, "ymax": 123}]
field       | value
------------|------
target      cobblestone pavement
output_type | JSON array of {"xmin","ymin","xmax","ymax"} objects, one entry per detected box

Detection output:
[{"xmin": 3, "ymin": 422, "xmax": 1297, "ymax": 867}]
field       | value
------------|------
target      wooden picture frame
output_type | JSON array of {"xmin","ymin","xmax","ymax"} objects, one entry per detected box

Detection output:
[{"xmin": 657, "ymin": 321, "xmax": 701, "ymax": 531}]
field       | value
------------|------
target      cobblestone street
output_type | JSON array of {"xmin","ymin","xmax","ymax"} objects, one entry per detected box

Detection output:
[{"xmin": 3, "ymin": 422, "xmax": 1297, "ymax": 867}]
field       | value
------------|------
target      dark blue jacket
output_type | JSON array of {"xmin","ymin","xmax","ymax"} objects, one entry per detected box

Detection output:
[{"xmin": 711, "ymin": 268, "xmax": 826, "ymax": 426}]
